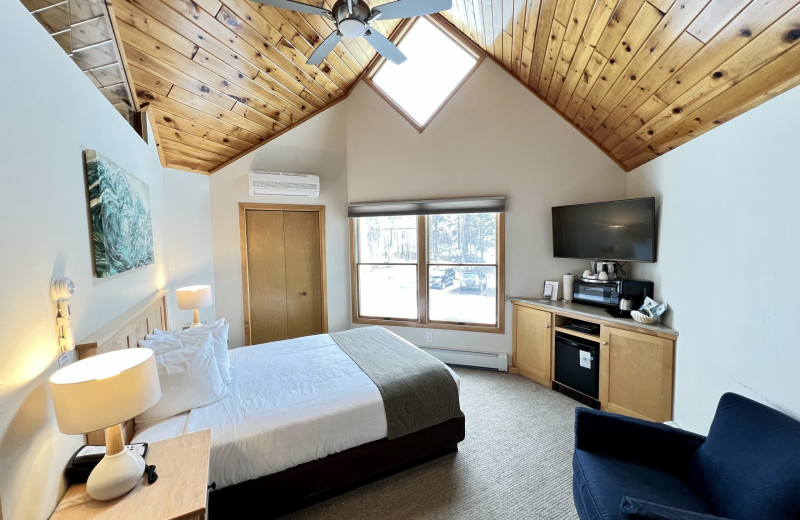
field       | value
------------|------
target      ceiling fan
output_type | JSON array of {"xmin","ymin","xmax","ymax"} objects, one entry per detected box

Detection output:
[{"xmin": 254, "ymin": 0, "xmax": 452, "ymax": 66}]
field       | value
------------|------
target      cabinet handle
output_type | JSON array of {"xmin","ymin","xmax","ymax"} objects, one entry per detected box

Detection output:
[
  {"xmin": 544, "ymin": 324, "xmax": 550, "ymax": 328},
  {"xmin": 601, "ymin": 341, "xmax": 608, "ymax": 345},
  {"xmin": 301, "ymin": 291, "xmax": 307, "ymax": 296}
]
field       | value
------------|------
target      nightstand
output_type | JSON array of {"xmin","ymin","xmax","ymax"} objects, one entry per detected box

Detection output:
[{"xmin": 51, "ymin": 429, "xmax": 211, "ymax": 520}]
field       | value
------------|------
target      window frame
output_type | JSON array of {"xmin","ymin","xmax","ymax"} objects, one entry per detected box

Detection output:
[
  {"xmin": 349, "ymin": 212, "xmax": 505, "ymax": 333},
  {"xmin": 364, "ymin": 15, "xmax": 485, "ymax": 133}
]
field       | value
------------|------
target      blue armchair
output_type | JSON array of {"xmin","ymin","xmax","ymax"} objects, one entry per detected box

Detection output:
[{"xmin": 572, "ymin": 393, "xmax": 800, "ymax": 520}]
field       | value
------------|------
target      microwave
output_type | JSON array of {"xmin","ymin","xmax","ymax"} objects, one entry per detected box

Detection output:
[{"xmin": 573, "ymin": 279, "xmax": 654, "ymax": 309}]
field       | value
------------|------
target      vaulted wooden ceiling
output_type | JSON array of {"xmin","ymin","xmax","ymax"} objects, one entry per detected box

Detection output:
[{"xmin": 24, "ymin": 0, "xmax": 800, "ymax": 172}]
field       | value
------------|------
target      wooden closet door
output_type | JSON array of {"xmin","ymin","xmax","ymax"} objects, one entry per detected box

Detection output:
[
  {"xmin": 245, "ymin": 210, "xmax": 288, "ymax": 344},
  {"xmin": 283, "ymin": 211, "xmax": 323, "ymax": 338}
]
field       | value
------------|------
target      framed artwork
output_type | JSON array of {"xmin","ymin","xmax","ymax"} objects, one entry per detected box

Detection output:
[{"xmin": 84, "ymin": 150, "xmax": 154, "ymax": 278}]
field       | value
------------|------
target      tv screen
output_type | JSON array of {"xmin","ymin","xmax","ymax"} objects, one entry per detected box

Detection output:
[{"xmin": 552, "ymin": 197, "xmax": 656, "ymax": 262}]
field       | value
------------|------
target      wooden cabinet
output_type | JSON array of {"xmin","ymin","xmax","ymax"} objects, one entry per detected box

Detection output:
[
  {"xmin": 512, "ymin": 305, "xmax": 552, "ymax": 386},
  {"xmin": 599, "ymin": 327, "xmax": 674, "ymax": 423},
  {"xmin": 240, "ymin": 204, "xmax": 328, "ymax": 345},
  {"xmin": 511, "ymin": 300, "xmax": 676, "ymax": 423}
]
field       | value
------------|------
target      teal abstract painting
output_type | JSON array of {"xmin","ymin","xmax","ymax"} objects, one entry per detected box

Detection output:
[{"xmin": 85, "ymin": 150, "xmax": 155, "ymax": 278}]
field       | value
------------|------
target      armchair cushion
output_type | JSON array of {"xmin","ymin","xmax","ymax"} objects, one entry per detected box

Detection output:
[
  {"xmin": 619, "ymin": 497, "xmax": 733, "ymax": 520},
  {"xmin": 575, "ymin": 407, "xmax": 706, "ymax": 479},
  {"xmin": 573, "ymin": 451, "xmax": 714, "ymax": 520},
  {"xmin": 688, "ymin": 393, "xmax": 800, "ymax": 519}
]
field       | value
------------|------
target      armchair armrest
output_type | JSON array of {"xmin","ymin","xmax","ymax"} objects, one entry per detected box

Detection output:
[
  {"xmin": 575, "ymin": 408, "xmax": 706, "ymax": 479},
  {"xmin": 620, "ymin": 497, "xmax": 733, "ymax": 520}
]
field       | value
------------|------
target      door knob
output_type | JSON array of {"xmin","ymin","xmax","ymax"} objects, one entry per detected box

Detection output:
[{"xmin": 601, "ymin": 341, "xmax": 608, "ymax": 345}]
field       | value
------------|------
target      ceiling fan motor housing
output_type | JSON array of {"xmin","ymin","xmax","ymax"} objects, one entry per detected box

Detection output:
[{"xmin": 334, "ymin": 0, "xmax": 371, "ymax": 37}]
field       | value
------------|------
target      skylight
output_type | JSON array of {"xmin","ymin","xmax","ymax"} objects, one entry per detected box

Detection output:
[{"xmin": 368, "ymin": 17, "xmax": 481, "ymax": 131}]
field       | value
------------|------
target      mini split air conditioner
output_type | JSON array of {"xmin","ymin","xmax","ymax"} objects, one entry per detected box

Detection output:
[{"xmin": 249, "ymin": 170, "xmax": 320, "ymax": 198}]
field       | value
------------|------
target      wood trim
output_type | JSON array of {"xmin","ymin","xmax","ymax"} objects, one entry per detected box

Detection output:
[
  {"xmin": 363, "ymin": 16, "xmax": 485, "ymax": 133},
  {"xmin": 417, "ymin": 215, "xmax": 427, "ymax": 323},
  {"xmin": 105, "ymin": 0, "xmax": 139, "ymax": 113},
  {"xmin": 349, "ymin": 218, "xmax": 359, "ymax": 325},
  {"xmin": 239, "ymin": 203, "xmax": 328, "ymax": 346}
]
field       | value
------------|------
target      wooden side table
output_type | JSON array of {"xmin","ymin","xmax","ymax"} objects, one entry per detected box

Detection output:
[{"xmin": 51, "ymin": 429, "xmax": 211, "ymax": 520}]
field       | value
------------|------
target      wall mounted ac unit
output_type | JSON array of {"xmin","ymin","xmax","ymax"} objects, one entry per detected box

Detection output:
[{"xmin": 249, "ymin": 170, "xmax": 320, "ymax": 198}]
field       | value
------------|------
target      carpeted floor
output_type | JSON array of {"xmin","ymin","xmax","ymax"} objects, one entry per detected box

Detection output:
[{"xmin": 288, "ymin": 367, "xmax": 582, "ymax": 520}]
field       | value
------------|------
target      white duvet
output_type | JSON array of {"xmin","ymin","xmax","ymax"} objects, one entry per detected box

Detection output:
[{"xmin": 132, "ymin": 332, "xmax": 459, "ymax": 490}]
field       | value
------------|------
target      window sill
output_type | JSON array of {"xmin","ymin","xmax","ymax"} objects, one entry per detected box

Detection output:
[{"xmin": 353, "ymin": 317, "xmax": 504, "ymax": 334}]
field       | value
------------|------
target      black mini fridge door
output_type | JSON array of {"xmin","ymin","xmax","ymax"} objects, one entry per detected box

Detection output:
[{"xmin": 554, "ymin": 333, "xmax": 599, "ymax": 399}]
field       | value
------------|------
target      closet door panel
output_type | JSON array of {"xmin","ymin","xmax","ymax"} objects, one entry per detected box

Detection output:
[
  {"xmin": 284, "ymin": 211, "xmax": 323, "ymax": 338},
  {"xmin": 245, "ymin": 210, "xmax": 288, "ymax": 344}
]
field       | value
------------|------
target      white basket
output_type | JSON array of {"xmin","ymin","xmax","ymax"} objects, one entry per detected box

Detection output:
[{"xmin": 631, "ymin": 310, "xmax": 659, "ymax": 325}]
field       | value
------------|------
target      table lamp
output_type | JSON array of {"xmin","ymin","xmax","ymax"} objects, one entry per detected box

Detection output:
[
  {"xmin": 50, "ymin": 348, "xmax": 161, "ymax": 501},
  {"xmin": 176, "ymin": 285, "xmax": 213, "ymax": 328}
]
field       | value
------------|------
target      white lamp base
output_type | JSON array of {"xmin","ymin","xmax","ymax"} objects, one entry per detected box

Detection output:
[{"xmin": 86, "ymin": 448, "xmax": 145, "ymax": 501}]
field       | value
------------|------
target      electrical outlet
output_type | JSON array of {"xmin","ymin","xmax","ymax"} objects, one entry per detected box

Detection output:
[
  {"xmin": 58, "ymin": 350, "xmax": 76, "ymax": 368},
  {"xmin": 425, "ymin": 331, "xmax": 433, "ymax": 343}
]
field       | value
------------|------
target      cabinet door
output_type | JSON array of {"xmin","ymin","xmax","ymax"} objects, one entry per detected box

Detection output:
[
  {"xmin": 599, "ymin": 327, "xmax": 674, "ymax": 422},
  {"xmin": 513, "ymin": 305, "xmax": 552, "ymax": 386}
]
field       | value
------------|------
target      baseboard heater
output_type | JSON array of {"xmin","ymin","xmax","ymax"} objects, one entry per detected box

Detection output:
[{"xmin": 420, "ymin": 347, "xmax": 508, "ymax": 372}]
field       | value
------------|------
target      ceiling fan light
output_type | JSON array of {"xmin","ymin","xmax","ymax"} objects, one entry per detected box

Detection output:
[{"xmin": 339, "ymin": 18, "xmax": 366, "ymax": 38}]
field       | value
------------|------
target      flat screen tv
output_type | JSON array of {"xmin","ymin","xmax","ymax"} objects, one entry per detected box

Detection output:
[{"xmin": 552, "ymin": 197, "xmax": 657, "ymax": 262}]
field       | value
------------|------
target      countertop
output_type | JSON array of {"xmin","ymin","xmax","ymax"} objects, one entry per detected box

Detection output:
[{"xmin": 510, "ymin": 297, "xmax": 678, "ymax": 337}]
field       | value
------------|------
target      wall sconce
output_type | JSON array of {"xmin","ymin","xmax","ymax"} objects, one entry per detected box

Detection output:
[{"xmin": 51, "ymin": 277, "xmax": 75, "ymax": 353}]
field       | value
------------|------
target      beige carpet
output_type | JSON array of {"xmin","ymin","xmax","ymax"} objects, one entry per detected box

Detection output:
[{"xmin": 288, "ymin": 367, "xmax": 582, "ymax": 520}]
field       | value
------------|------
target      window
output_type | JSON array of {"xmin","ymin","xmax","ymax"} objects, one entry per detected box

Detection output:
[
  {"xmin": 366, "ymin": 17, "xmax": 482, "ymax": 131},
  {"xmin": 351, "ymin": 210, "xmax": 504, "ymax": 333}
]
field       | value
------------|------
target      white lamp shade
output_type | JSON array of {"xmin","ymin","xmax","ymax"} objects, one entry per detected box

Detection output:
[
  {"xmin": 176, "ymin": 285, "xmax": 213, "ymax": 310},
  {"xmin": 49, "ymin": 348, "xmax": 161, "ymax": 434}
]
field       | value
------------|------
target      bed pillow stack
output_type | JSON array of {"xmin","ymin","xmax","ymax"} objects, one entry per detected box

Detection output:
[
  {"xmin": 136, "ymin": 319, "xmax": 231, "ymax": 425},
  {"xmin": 150, "ymin": 319, "xmax": 232, "ymax": 384}
]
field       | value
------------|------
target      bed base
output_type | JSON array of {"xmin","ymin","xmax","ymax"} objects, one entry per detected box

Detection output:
[{"xmin": 208, "ymin": 416, "xmax": 466, "ymax": 518}]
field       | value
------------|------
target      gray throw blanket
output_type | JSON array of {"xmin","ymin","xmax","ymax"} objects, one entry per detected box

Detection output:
[{"xmin": 330, "ymin": 327, "xmax": 464, "ymax": 439}]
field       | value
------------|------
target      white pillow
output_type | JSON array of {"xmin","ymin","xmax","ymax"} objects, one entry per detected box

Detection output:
[
  {"xmin": 136, "ymin": 332, "xmax": 228, "ymax": 425},
  {"xmin": 150, "ymin": 319, "xmax": 231, "ymax": 385}
]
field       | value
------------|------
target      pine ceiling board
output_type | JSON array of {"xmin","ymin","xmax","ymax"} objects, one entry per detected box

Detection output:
[
  {"xmin": 686, "ymin": 0, "xmax": 753, "ymax": 43},
  {"xmin": 595, "ymin": 31, "xmax": 703, "ymax": 141},
  {"xmin": 621, "ymin": 39, "xmax": 800, "ymax": 168},
  {"xmin": 528, "ymin": 0, "xmax": 558, "ymax": 86},
  {"xmin": 160, "ymin": 137, "xmax": 232, "ymax": 162},
  {"xmin": 564, "ymin": 49, "xmax": 607, "ymax": 118},
  {"xmin": 518, "ymin": 0, "xmax": 542, "ymax": 80},
  {"xmin": 90, "ymin": 61, "xmax": 127, "ymax": 86},
  {"xmin": 137, "ymin": 85, "xmax": 264, "ymax": 144},
  {"xmin": 491, "ymin": 0, "xmax": 504, "ymax": 58},
  {"xmin": 163, "ymin": 151, "xmax": 219, "ymax": 172},
  {"xmin": 21, "ymin": 0, "xmax": 63, "ymax": 10},
  {"xmin": 592, "ymin": 0, "xmax": 712, "ymax": 119},
  {"xmin": 33, "ymin": 2, "xmax": 70, "ymax": 33},
  {"xmin": 481, "ymin": 0, "xmax": 495, "ymax": 57},
  {"xmin": 628, "ymin": 3, "xmax": 800, "ymax": 149},
  {"xmin": 537, "ymin": 20, "xmax": 566, "ymax": 94},
  {"xmin": 70, "ymin": 0, "xmax": 108, "ymax": 23},
  {"xmin": 157, "ymin": 125, "xmax": 243, "ymax": 156},
  {"xmin": 70, "ymin": 14, "xmax": 114, "ymax": 50},
  {"xmin": 167, "ymin": 84, "xmax": 277, "ymax": 136},
  {"xmin": 594, "ymin": 0, "xmax": 645, "ymax": 58},
  {"xmin": 552, "ymin": 0, "xmax": 594, "ymax": 84},
  {"xmin": 53, "ymin": 29, "xmax": 73, "ymax": 52},
  {"xmin": 129, "ymin": 64, "xmax": 174, "ymax": 95},
  {"xmin": 510, "ymin": 0, "xmax": 528, "ymax": 74},
  {"xmin": 656, "ymin": 0, "xmax": 799, "ymax": 104},
  {"xmin": 151, "ymin": 109, "xmax": 254, "ymax": 150},
  {"xmin": 99, "ymin": 82, "xmax": 131, "ymax": 103},
  {"xmin": 71, "ymin": 40, "xmax": 118, "ymax": 68}
]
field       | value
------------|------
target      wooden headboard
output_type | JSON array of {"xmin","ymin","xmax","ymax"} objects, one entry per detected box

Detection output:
[{"xmin": 75, "ymin": 290, "xmax": 168, "ymax": 444}]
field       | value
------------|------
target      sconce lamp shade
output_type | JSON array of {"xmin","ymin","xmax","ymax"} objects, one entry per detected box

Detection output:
[
  {"xmin": 176, "ymin": 285, "xmax": 213, "ymax": 310},
  {"xmin": 49, "ymin": 348, "xmax": 160, "ymax": 434}
]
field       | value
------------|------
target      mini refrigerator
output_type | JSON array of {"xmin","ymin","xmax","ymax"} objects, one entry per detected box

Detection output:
[{"xmin": 554, "ymin": 332, "xmax": 599, "ymax": 400}]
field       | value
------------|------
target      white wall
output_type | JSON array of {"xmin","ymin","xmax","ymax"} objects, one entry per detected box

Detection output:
[
  {"xmin": 627, "ymin": 85, "xmax": 800, "ymax": 433},
  {"xmin": 209, "ymin": 103, "xmax": 351, "ymax": 349},
  {"xmin": 163, "ymin": 169, "xmax": 216, "ymax": 327},
  {"xmin": 0, "ymin": 3, "xmax": 214, "ymax": 517},
  {"xmin": 346, "ymin": 60, "xmax": 625, "ymax": 354}
]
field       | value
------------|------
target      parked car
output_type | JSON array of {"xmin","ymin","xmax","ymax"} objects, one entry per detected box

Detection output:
[
  {"xmin": 460, "ymin": 269, "xmax": 487, "ymax": 292},
  {"xmin": 429, "ymin": 267, "xmax": 456, "ymax": 289}
]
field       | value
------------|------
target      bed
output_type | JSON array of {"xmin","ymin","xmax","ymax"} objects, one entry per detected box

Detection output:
[{"xmin": 75, "ymin": 291, "xmax": 466, "ymax": 517}]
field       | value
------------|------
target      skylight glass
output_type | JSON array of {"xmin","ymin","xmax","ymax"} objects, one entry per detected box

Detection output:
[{"xmin": 370, "ymin": 18, "xmax": 479, "ymax": 129}]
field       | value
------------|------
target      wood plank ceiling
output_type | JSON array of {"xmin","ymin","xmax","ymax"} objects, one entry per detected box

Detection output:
[
  {"xmin": 111, "ymin": 0, "xmax": 402, "ymax": 173},
  {"xmin": 23, "ymin": 0, "xmax": 800, "ymax": 172},
  {"xmin": 441, "ymin": 0, "xmax": 800, "ymax": 170}
]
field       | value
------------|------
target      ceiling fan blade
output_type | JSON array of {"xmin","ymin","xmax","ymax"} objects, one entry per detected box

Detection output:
[
  {"xmin": 307, "ymin": 31, "xmax": 344, "ymax": 66},
  {"xmin": 363, "ymin": 30, "xmax": 406, "ymax": 64},
  {"xmin": 251, "ymin": 0, "xmax": 332, "ymax": 17},
  {"xmin": 370, "ymin": 0, "xmax": 452, "ymax": 20}
]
